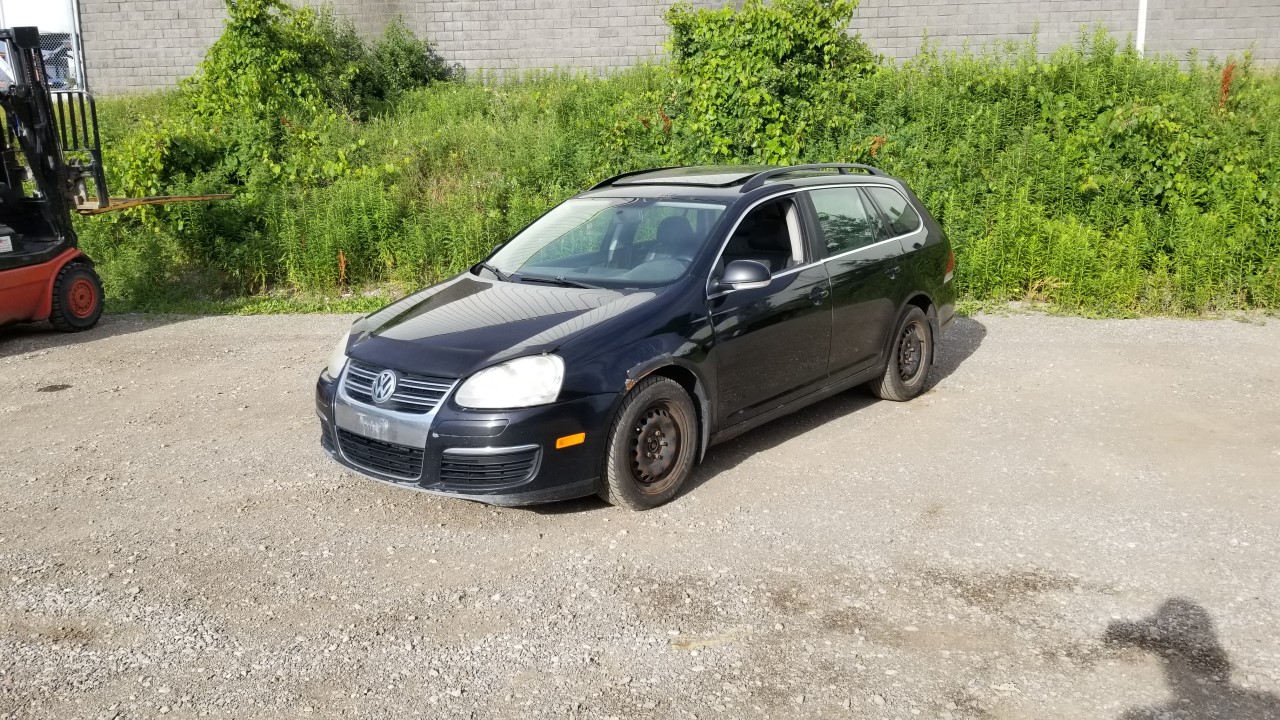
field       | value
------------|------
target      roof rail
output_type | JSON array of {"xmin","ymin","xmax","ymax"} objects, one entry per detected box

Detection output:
[
  {"xmin": 589, "ymin": 166, "xmax": 681, "ymax": 190},
  {"xmin": 739, "ymin": 163, "xmax": 885, "ymax": 193}
]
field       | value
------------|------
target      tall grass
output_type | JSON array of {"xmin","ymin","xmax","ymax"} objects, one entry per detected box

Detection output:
[
  {"xmin": 839, "ymin": 33, "xmax": 1280, "ymax": 314},
  {"xmin": 77, "ymin": 29, "xmax": 1280, "ymax": 316}
]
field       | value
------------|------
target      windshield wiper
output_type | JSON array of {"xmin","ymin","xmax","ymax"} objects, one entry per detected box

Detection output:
[
  {"xmin": 517, "ymin": 274, "xmax": 605, "ymax": 290},
  {"xmin": 474, "ymin": 261, "xmax": 511, "ymax": 282}
]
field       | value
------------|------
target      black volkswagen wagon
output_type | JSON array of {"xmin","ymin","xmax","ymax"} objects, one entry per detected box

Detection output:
[{"xmin": 316, "ymin": 164, "xmax": 956, "ymax": 509}]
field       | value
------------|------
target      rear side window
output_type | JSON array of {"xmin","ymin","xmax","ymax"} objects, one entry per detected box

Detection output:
[
  {"xmin": 865, "ymin": 186, "xmax": 922, "ymax": 236},
  {"xmin": 807, "ymin": 187, "xmax": 879, "ymax": 255}
]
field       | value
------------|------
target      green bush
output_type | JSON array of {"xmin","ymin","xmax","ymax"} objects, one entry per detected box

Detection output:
[
  {"xmin": 76, "ymin": 0, "xmax": 1280, "ymax": 316},
  {"xmin": 665, "ymin": 0, "xmax": 878, "ymax": 163}
]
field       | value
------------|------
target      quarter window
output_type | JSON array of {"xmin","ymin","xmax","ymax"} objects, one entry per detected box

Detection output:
[
  {"xmin": 807, "ymin": 187, "xmax": 879, "ymax": 255},
  {"xmin": 865, "ymin": 186, "xmax": 922, "ymax": 236}
]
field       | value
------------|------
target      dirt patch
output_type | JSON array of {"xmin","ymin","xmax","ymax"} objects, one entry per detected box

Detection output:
[
  {"xmin": 820, "ymin": 605, "xmax": 905, "ymax": 646},
  {"xmin": 0, "ymin": 613, "xmax": 99, "ymax": 646},
  {"xmin": 922, "ymin": 567, "xmax": 1078, "ymax": 615},
  {"xmin": 1037, "ymin": 639, "xmax": 1122, "ymax": 670},
  {"xmin": 766, "ymin": 584, "xmax": 813, "ymax": 615}
]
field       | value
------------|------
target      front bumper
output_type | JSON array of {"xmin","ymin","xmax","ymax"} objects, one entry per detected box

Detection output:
[{"xmin": 315, "ymin": 370, "xmax": 613, "ymax": 506}]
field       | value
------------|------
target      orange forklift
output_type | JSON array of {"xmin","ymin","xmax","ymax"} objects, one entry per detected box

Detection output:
[{"xmin": 0, "ymin": 26, "xmax": 226, "ymax": 331}]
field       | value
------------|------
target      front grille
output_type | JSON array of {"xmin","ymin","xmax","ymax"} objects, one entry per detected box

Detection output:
[
  {"xmin": 343, "ymin": 360, "xmax": 453, "ymax": 414},
  {"xmin": 337, "ymin": 428, "xmax": 424, "ymax": 480},
  {"xmin": 440, "ymin": 447, "xmax": 540, "ymax": 486}
]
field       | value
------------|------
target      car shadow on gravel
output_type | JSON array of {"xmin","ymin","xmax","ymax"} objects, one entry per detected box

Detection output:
[
  {"xmin": 0, "ymin": 313, "xmax": 197, "ymax": 359},
  {"xmin": 530, "ymin": 390, "xmax": 884, "ymax": 514},
  {"xmin": 926, "ymin": 315, "xmax": 986, "ymax": 389},
  {"xmin": 683, "ymin": 390, "xmax": 880, "ymax": 497},
  {"xmin": 678, "ymin": 315, "xmax": 988, "ymax": 498},
  {"xmin": 531, "ymin": 317, "xmax": 987, "ymax": 514},
  {"xmin": 1104, "ymin": 597, "xmax": 1280, "ymax": 719}
]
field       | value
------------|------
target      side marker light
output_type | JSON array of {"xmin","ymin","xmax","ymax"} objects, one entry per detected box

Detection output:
[{"xmin": 556, "ymin": 433, "xmax": 586, "ymax": 449}]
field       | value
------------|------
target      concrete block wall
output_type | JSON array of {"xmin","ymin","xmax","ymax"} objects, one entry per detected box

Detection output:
[
  {"xmin": 77, "ymin": 0, "xmax": 1280, "ymax": 94},
  {"xmin": 1146, "ymin": 0, "xmax": 1280, "ymax": 62},
  {"xmin": 412, "ymin": 0, "xmax": 724, "ymax": 73},
  {"xmin": 79, "ymin": 0, "xmax": 228, "ymax": 93},
  {"xmin": 849, "ymin": 0, "xmax": 1139, "ymax": 61}
]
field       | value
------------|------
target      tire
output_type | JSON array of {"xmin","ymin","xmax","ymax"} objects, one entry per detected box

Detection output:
[
  {"xmin": 598, "ymin": 376, "xmax": 698, "ymax": 510},
  {"xmin": 49, "ymin": 263, "xmax": 104, "ymax": 332},
  {"xmin": 869, "ymin": 305, "xmax": 933, "ymax": 402}
]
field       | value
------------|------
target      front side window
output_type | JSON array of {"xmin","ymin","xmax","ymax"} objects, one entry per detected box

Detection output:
[
  {"xmin": 807, "ymin": 187, "xmax": 879, "ymax": 255},
  {"xmin": 865, "ymin": 186, "xmax": 922, "ymax": 236},
  {"xmin": 719, "ymin": 198, "xmax": 805, "ymax": 273},
  {"xmin": 489, "ymin": 198, "xmax": 727, "ymax": 288}
]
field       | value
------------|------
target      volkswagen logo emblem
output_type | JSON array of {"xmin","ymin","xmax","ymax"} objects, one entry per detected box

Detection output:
[{"xmin": 372, "ymin": 369, "xmax": 398, "ymax": 404}]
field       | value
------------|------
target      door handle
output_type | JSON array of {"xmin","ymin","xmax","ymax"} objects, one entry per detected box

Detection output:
[
  {"xmin": 886, "ymin": 265, "xmax": 901, "ymax": 280},
  {"xmin": 809, "ymin": 286, "xmax": 830, "ymax": 305}
]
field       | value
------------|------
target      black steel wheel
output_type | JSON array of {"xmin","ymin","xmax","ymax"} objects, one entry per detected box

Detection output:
[
  {"xmin": 869, "ymin": 305, "xmax": 933, "ymax": 402},
  {"xmin": 896, "ymin": 320, "xmax": 927, "ymax": 384},
  {"xmin": 600, "ymin": 376, "xmax": 697, "ymax": 510},
  {"xmin": 49, "ymin": 262, "xmax": 104, "ymax": 332}
]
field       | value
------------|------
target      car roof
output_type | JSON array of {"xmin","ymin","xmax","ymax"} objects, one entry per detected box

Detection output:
[{"xmin": 582, "ymin": 164, "xmax": 903, "ymax": 202}]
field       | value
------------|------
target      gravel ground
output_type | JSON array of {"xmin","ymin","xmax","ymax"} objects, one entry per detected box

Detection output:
[{"xmin": 1, "ymin": 312, "xmax": 1278, "ymax": 720}]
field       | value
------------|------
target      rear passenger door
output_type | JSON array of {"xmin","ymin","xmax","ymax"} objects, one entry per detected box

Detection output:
[{"xmin": 802, "ymin": 186, "xmax": 906, "ymax": 380}]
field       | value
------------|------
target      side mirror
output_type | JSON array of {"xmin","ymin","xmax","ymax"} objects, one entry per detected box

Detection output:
[{"xmin": 712, "ymin": 259, "xmax": 772, "ymax": 293}]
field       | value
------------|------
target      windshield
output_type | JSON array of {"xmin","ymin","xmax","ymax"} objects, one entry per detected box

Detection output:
[{"xmin": 485, "ymin": 198, "xmax": 727, "ymax": 289}]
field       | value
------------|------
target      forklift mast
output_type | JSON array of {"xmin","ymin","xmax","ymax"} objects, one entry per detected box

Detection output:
[
  {"xmin": 1, "ymin": 26, "xmax": 102, "ymax": 248},
  {"xmin": 1, "ymin": 25, "xmax": 227, "ymax": 227}
]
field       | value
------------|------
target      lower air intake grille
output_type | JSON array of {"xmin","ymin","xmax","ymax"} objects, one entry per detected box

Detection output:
[
  {"xmin": 440, "ymin": 447, "xmax": 540, "ymax": 486},
  {"xmin": 337, "ymin": 428, "xmax": 424, "ymax": 481}
]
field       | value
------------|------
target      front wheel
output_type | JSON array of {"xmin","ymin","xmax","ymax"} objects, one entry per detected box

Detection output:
[
  {"xmin": 869, "ymin": 305, "xmax": 933, "ymax": 402},
  {"xmin": 599, "ymin": 376, "xmax": 698, "ymax": 511},
  {"xmin": 49, "ymin": 263, "xmax": 104, "ymax": 332}
]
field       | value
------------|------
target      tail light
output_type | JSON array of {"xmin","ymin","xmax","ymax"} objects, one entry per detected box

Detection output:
[{"xmin": 944, "ymin": 248, "xmax": 956, "ymax": 283}]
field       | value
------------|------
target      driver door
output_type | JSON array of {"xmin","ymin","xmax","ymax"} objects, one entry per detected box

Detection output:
[{"xmin": 709, "ymin": 196, "xmax": 832, "ymax": 429}]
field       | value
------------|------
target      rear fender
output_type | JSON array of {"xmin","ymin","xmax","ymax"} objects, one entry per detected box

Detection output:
[
  {"xmin": 0, "ymin": 248, "xmax": 86, "ymax": 324},
  {"xmin": 878, "ymin": 295, "xmax": 937, "ymax": 368},
  {"xmin": 36, "ymin": 249, "xmax": 89, "ymax": 320}
]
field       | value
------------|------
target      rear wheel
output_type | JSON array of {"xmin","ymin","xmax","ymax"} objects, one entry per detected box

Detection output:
[
  {"xmin": 869, "ymin": 305, "xmax": 933, "ymax": 402},
  {"xmin": 49, "ymin": 263, "xmax": 104, "ymax": 332},
  {"xmin": 599, "ymin": 376, "xmax": 698, "ymax": 510}
]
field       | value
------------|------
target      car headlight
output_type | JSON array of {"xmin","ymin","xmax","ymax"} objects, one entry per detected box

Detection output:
[
  {"xmin": 455, "ymin": 355, "xmax": 565, "ymax": 409},
  {"xmin": 326, "ymin": 332, "xmax": 351, "ymax": 379}
]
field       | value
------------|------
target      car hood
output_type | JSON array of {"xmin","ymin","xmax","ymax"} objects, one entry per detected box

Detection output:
[{"xmin": 347, "ymin": 275, "xmax": 659, "ymax": 378}]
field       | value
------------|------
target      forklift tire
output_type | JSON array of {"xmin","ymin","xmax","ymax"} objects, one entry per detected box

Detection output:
[{"xmin": 49, "ymin": 263, "xmax": 104, "ymax": 332}]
